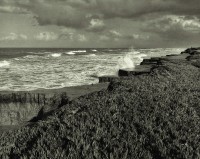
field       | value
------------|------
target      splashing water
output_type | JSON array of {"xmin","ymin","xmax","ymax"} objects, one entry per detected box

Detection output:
[
  {"xmin": 118, "ymin": 54, "xmax": 135, "ymax": 69},
  {"xmin": 116, "ymin": 50, "xmax": 148, "ymax": 70}
]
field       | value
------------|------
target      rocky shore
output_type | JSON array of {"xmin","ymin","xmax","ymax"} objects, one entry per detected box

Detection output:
[{"xmin": 0, "ymin": 48, "xmax": 200, "ymax": 158}]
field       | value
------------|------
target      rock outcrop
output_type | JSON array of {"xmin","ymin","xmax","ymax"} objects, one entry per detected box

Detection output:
[
  {"xmin": 99, "ymin": 49, "xmax": 193, "ymax": 82},
  {"xmin": 99, "ymin": 76, "xmax": 119, "ymax": 83},
  {"xmin": 118, "ymin": 65, "xmax": 154, "ymax": 76},
  {"xmin": 0, "ymin": 92, "xmax": 69, "ymax": 125}
]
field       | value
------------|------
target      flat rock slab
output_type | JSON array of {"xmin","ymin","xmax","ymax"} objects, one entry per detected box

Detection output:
[
  {"xmin": 118, "ymin": 65, "xmax": 153, "ymax": 76},
  {"xmin": 161, "ymin": 53, "xmax": 189, "ymax": 60},
  {"xmin": 140, "ymin": 58, "xmax": 162, "ymax": 65}
]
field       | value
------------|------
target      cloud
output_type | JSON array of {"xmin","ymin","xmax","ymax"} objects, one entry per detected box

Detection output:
[
  {"xmin": 142, "ymin": 15, "xmax": 200, "ymax": 36},
  {"xmin": 1, "ymin": 0, "xmax": 200, "ymax": 48},
  {"xmin": 0, "ymin": 33, "xmax": 28, "ymax": 41},
  {"xmin": 109, "ymin": 30, "xmax": 122, "ymax": 37},
  {"xmin": 19, "ymin": 34, "xmax": 28, "ymax": 40},
  {"xmin": 131, "ymin": 34, "xmax": 149, "ymax": 40},
  {"xmin": 99, "ymin": 35, "xmax": 110, "ymax": 41},
  {"xmin": 59, "ymin": 32, "xmax": 74, "ymax": 40},
  {"xmin": 87, "ymin": 19, "xmax": 105, "ymax": 32},
  {"xmin": 35, "ymin": 32, "xmax": 58, "ymax": 41},
  {"xmin": 2, "ymin": 0, "xmax": 200, "ymax": 29},
  {"xmin": 0, "ymin": 6, "xmax": 27, "ymax": 13},
  {"xmin": 78, "ymin": 34, "xmax": 87, "ymax": 42}
]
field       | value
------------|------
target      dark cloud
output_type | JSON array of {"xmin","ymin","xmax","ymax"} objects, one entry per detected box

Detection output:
[
  {"xmin": 1, "ymin": 0, "xmax": 200, "ymax": 48},
  {"xmin": 2, "ymin": 0, "xmax": 200, "ymax": 27}
]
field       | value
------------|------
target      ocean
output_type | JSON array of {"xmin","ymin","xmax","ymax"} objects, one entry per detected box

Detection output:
[{"xmin": 0, "ymin": 48, "xmax": 184, "ymax": 91}]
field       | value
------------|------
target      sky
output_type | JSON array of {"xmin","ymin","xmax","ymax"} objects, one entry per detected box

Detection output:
[{"xmin": 0, "ymin": 0, "xmax": 200, "ymax": 48}]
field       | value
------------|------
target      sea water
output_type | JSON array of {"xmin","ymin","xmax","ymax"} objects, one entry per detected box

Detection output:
[{"xmin": 0, "ymin": 48, "xmax": 184, "ymax": 91}]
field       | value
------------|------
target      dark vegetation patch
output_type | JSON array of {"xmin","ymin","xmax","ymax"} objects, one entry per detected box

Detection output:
[{"xmin": 0, "ymin": 59, "xmax": 200, "ymax": 158}]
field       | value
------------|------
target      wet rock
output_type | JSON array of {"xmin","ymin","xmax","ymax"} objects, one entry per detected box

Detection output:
[
  {"xmin": 118, "ymin": 65, "xmax": 153, "ymax": 76},
  {"xmin": 140, "ymin": 58, "xmax": 162, "ymax": 65},
  {"xmin": 181, "ymin": 47, "xmax": 200, "ymax": 55}
]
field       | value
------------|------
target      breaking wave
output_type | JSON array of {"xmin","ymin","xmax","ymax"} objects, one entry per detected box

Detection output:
[
  {"xmin": 66, "ymin": 51, "xmax": 76, "ymax": 55},
  {"xmin": 117, "ymin": 51, "xmax": 147, "ymax": 69},
  {"xmin": 51, "ymin": 53, "xmax": 62, "ymax": 57},
  {"xmin": 0, "ymin": 60, "xmax": 10, "ymax": 67},
  {"xmin": 24, "ymin": 55, "xmax": 38, "ymax": 59},
  {"xmin": 0, "ymin": 48, "xmax": 182, "ymax": 91},
  {"xmin": 87, "ymin": 54, "xmax": 96, "ymax": 57},
  {"xmin": 72, "ymin": 50, "xmax": 86, "ymax": 53}
]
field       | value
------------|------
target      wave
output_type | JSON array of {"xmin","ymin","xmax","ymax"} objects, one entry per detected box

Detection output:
[
  {"xmin": 66, "ymin": 51, "xmax": 76, "ymax": 55},
  {"xmin": 92, "ymin": 49, "xmax": 97, "ymax": 52},
  {"xmin": 117, "ymin": 51, "xmax": 147, "ymax": 69},
  {"xmin": 87, "ymin": 54, "xmax": 96, "ymax": 57},
  {"xmin": 72, "ymin": 50, "xmax": 87, "ymax": 53},
  {"xmin": 24, "ymin": 55, "xmax": 38, "ymax": 59},
  {"xmin": 0, "ymin": 60, "xmax": 10, "ymax": 68},
  {"xmin": 44, "ymin": 52, "xmax": 52, "ymax": 54},
  {"xmin": 118, "ymin": 54, "xmax": 134, "ymax": 69},
  {"xmin": 51, "ymin": 53, "xmax": 62, "ymax": 57}
]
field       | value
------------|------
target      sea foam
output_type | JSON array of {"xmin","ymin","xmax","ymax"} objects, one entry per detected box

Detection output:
[
  {"xmin": 66, "ymin": 51, "xmax": 76, "ymax": 55},
  {"xmin": 51, "ymin": 53, "xmax": 62, "ymax": 57},
  {"xmin": 72, "ymin": 50, "xmax": 86, "ymax": 53},
  {"xmin": 0, "ymin": 60, "xmax": 10, "ymax": 67},
  {"xmin": 117, "ymin": 51, "xmax": 147, "ymax": 69}
]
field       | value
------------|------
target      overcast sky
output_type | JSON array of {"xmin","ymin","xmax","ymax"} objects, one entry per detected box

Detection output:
[{"xmin": 0, "ymin": 0, "xmax": 200, "ymax": 48}]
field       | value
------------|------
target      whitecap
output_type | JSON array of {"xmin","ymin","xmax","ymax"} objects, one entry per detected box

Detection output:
[
  {"xmin": 24, "ymin": 55, "xmax": 37, "ymax": 59},
  {"xmin": 132, "ymin": 51, "xmax": 141, "ymax": 55},
  {"xmin": 72, "ymin": 50, "xmax": 87, "ymax": 53},
  {"xmin": 51, "ymin": 53, "xmax": 62, "ymax": 57},
  {"xmin": 92, "ymin": 49, "xmax": 97, "ymax": 52},
  {"xmin": 44, "ymin": 52, "xmax": 52, "ymax": 54},
  {"xmin": 0, "ymin": 60, "xmax": 10, "ymax": 67},
  {"xmin": 66, "ymin": 51, "xmax": 76, "ymax": 55}
]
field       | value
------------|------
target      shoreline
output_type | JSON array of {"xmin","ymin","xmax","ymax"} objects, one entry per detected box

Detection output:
[
  {"xmin": 0, "ymin": 82, "xmax": 109, "ymax": 99},
  {"xmin": 0, "ymin": 47, "xmax": 200, "ymax": 158},
  {"xmin": 0, "ymin": 48, "xmax": 197, "ymax": 127}
]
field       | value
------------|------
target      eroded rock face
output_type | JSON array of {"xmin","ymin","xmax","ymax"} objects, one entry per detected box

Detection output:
[
  {"xmin": 0, "ymin": 92, "xmax": 69, "ymax": 125},
  {"xmin": 99, "ymin": 76, "xmax": 119, "ymax": 83}
]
